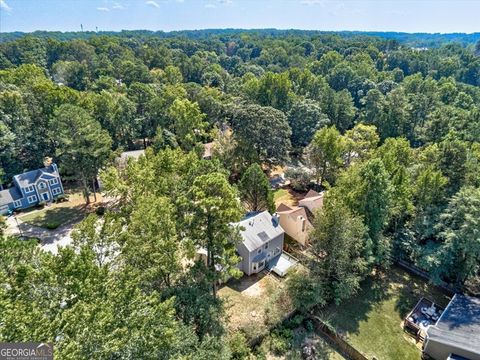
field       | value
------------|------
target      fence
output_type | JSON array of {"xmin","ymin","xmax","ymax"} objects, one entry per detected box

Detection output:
[
  {"xmin": 392, "ymin": 257, "xmax": 458, "ymax": 296},
  {"xmin": 307, "ymin": 315, "xmax": 369, "ymax": 360}
]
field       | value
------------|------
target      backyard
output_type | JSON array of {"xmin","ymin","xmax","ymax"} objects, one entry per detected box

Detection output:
[
  {"xmin": 316, "ymin": 265, "xmax": 451, "ymax": 360},
  {"xmin": 219, "ymin": 272, "xmax": 294, "ymax": 340}
]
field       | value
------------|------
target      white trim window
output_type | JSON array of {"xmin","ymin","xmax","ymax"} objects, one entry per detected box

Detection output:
[
  {"xmin": 38, "ymin": 182, "xmax": 47, "ymax": 190},
  {"xmin": 14, "ymin": 200, "xmax": 22, "ymax": 208},
  {"xmin": 52, "ymin": 187, "xmax": 62, "ymax": 195},
  {"xmin": 27, "ymin": 195, "xmax": 38, "ymax": 204},
  {"xmin": 24, "ymin": 185, "xmax": 35, "ymax": 193},
  {"xmin": 49, "ymin": 178, "xmax": 59, "ymax": 186}
]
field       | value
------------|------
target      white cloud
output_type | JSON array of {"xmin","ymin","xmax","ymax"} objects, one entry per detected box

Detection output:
[
  {"xmin": 145, "ymin": 0, "xmax": 160, "ymax": 8},
  {"xmin": 218, "ymin": 0, "xmax": 232, "ymax": 4},
  {"xmin": 112, "ymin": 2, "xmax": 125, "ymax": 9},
  {"xmin": 0, "ymin": 0, "xmax": 12, "ymax": 12},
  {"xmin": 97, "ymin": 7, "xmax": 110, "ymax": 11},
  {"xmin": 300, "ymin": 0, "xmax": 325, "ymax": 6},
  {"xmin": 205, "ymin": 3, "xmax": 216, "ymax": 8}
]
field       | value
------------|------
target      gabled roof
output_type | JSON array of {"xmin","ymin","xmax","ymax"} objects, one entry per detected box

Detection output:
[
  {"xmin": 0, "ymin": 187, "xmax": 22, "ymax": 206},
  {"xmin": 276, "ymin": 203, "xmax": 293, "ymax": 212},
  {"xmin": 235, "ymin": 211, "xmax": 284, "ymax": 252},
  {"xmin": 13, "ymin": 165, "xmax": 59, "ymax": 188},
  {"xmin": 304, "ymin": 189, "xmax": 321, "ymax": 199},
  {"xmin": 426, "ymin": 294, "xmax": 480, "ymax": 355},
  {"xmin": 276, "ymin": 203, "xmax": 309, "ymax": 220},
  {"xmin": 299, "ymin": 190, "xmax": 325, "ymax": 214}
]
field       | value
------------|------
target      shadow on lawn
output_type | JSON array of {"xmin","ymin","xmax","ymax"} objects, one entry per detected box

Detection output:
[
  {"xmin": 318, "ymin": 272, "xmax": 392, "ymax": 336},
  {"xmin": 220, "ymin": 271, "xmax": 268, "ymax": 293}
]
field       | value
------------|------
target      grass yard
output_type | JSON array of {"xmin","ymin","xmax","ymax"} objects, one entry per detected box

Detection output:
[
  {"xmin": 19, "ymin": 192, "xmax": 88, "ymax": 229},
  {"xmin": 219, "ymin": 272, "xmax": 294, "ymax": 340},
  {"xmin": 317, "ymin": 266, "xmax": 451, "ymax": 360}
]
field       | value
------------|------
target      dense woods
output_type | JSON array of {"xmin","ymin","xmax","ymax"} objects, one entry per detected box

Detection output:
[{"xmin": 1, "ymin": 30, "xmax": 480, "ymax": 358}]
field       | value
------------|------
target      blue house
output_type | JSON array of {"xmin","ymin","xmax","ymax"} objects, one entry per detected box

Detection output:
[{"xmin": 0, "ymin": 163, "xmax": 65, "ymax": 215}]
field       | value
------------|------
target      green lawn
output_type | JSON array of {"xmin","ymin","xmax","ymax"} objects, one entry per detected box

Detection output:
[
  {"xmin": 20, "ymin": 205, "xmax": 85, "ymax": 229},
  {"xmin": 317, "ymin": 266, "xmax": 451, "ymax": 360}
]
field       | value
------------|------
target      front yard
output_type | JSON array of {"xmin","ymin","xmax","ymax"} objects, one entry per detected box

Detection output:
[
  {"xmin": 316, "ymin": 266, "xmax": 451, "ymax": 360},
  {"xmin": 18, "ymin": 191, "xmax": 99, "ymax": 229}
]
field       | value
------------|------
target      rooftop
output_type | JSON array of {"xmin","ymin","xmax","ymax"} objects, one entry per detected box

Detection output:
[
  {"xmin": 235, "ymin": 211, "xmax": 284, "ymax": 252},
  {"xmin": 13, "ymin": 164, "xmax": 58, "ymax": 188},
  {"xmin": 426, "ymin": 294, "xmax": 480, "ymax": 354}
]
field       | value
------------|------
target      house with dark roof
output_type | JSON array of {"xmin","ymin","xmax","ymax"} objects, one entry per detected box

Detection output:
[
  {"xmin": 423, "ymin": 294, "xmax": 480, "ymax": 360},
  {"xmin": 0, "ymin": 163, "xmax": 64, "ymax": 215}
]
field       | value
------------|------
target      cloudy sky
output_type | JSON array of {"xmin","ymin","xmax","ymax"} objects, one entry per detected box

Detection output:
[{"xmin": 1, "ymin": 0, "xmax": 479, "ymax": 33}]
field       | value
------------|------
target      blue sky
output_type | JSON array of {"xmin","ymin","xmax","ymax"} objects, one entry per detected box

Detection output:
[{"xmin": 1, "ymin": 0, "xmax": 479, "ymax": 33}]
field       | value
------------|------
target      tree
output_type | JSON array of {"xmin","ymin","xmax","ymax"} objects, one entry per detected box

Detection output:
[
  {"xmin": 310, "ymin": 192, "xmax": 368, "ymax": 303},
  {"xmin": 338, "ymin": 159, "xmax": 393, "ymax": 266},
  {"xmin": 306, "ymin": 126, "xmax": 345, "ymax": 186},
  {"xmin": 287, "ymin": 98, "xmax": 329, "ymax": 148},
  {"xmin": 344, "ymin": 123, "xmax": 379, "ymax": 165},
  {"xmin": 168, "ymin": 98, "xmax": 207, "ymax": 151},
  {"xmin": 238, "ymin": 163, "xmax": 274, "ymax": 213},
  {"xmin": 53, "ymin": 104, "xmax": 112, "ymax": 203},
  {"xmin": 432, "ymin": 187, "xmax": 480, "ymax": 286},
  {"xmin": 230, "ymin": 104, "xmax": 291, "ymax": 167},
  {"xmin": 184, "ymin": 173, "xmax": 243, "ymax": 298}
]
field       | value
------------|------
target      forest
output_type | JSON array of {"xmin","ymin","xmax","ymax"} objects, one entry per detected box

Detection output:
[{"xmin": 0, "ymin": 30, "xmax": 479, "ymax": 359}]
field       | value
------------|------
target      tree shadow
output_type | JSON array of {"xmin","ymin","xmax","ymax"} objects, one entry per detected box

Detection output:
[{"xmin": 317, "ymin": 270, "xmax": 392, "ymax": 336}]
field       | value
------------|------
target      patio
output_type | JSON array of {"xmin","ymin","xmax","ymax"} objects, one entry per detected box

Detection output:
[{"xmin": 404, "ymin": 297, "xmax": 445, "ymax": 341}]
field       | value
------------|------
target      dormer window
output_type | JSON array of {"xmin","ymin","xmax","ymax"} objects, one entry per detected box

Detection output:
[{"xmin": 24, "ymin": 185, "xmax": 34, "ymax": 193}]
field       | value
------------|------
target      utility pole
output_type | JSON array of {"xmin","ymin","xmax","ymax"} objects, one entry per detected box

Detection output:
[{"xmin": 80, "ymin": 24, "xmax": 83, "ymax": 32}]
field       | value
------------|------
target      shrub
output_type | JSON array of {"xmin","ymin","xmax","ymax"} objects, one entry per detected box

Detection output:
[
  {"xmin": 55, "ymin": 194, "xmax": 68, "ymax": 203},
  {"xmin": 285, "ymin": 167, "xmax": 312, "ymax": 192},
  {"xmin": 269, "ymin": 332, "xmax": 290, "ymax": 355},
  {"xmin": 45, "ymin": 221, "xmax": 61, "ymax": 230},
  {"xmin": 37, "ymin": 201, "xmax": 46, "ymax": 209},
  {"xmin": 228, "ymin": 332, "xmax": 252, "ymax": 360},
  {"xmin": 95, "ymin": 206, "xmax": 106, "ymax": 216}
]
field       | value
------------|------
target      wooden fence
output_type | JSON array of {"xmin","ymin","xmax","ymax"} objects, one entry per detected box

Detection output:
[{"xmin": 307, "ymin": 315, "xmax": 369, "ymax": 360}]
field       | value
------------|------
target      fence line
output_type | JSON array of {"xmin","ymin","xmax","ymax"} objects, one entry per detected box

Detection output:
[{"xmin": 307, "ymin": 315, "xmax": 369, "ymax": 360}]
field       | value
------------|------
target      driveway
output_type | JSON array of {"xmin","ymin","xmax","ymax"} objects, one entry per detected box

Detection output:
[{"xmin": 5, "ymin": 215, "xmax": 76, "ymax": 254}]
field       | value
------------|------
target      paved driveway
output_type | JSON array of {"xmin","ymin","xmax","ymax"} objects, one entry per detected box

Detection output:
[{"xmin": 5, "ymin": 215, "xmax": 76, "ymax": 254}]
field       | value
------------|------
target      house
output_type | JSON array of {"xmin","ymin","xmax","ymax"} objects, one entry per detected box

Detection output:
[
  {"xmin": 234, "ymin": 211, "xmax": 297, "ymax": 276},
  {"xmin": 116, "ymin": 150, "xmax": 145, "ymax": 169},
  {"xmin": 276, "ymin": 203, "xmax": 312, "ymax": 246},
  {"xmin": 202, "ymin": 142, "xmax": 214, "ymax": 160},
  {"xmin": 0, "ymin": 163, "xmax": 64, "ymax": 215},
  {"xmin": 298, "ymin": 189, "xmax": 325, "ymax": 215},
  {"xmin": 423, "ymin": 294, "xmax": 480, "ymax": 360}
]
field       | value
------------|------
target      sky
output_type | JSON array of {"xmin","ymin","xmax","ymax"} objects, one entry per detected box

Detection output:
[{"xmin": 0, "ymin": 0, "xmax": 479, "ymax": 34}]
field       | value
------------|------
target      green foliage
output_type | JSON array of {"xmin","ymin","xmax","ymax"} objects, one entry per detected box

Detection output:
[
  {"xmin": 306, "ymin": 126, "xmax": 345, "ymax": 185},
  {"xmin": 238, "ymin": 163, "xmax": 274, "ymax": 213}
]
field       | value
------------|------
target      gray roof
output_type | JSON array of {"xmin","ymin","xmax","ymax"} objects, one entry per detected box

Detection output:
[
  {"xmin": 426, "ymin": 294, "xmax": 480, "ymax": 355},
  {"xmin": 0, "ymin": 187, "xmax": 22, "ymax": 206},
  {"xmin": 13, "ymin": 165, "xmax": 58, "ymax": 187},
  {"xmin": 235, "ymin": 211, "xmax": 284, "ymax": 252}
]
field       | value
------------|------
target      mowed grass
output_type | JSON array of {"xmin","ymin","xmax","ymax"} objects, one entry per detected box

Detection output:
[
  {"xmin": 317, "ymin": 266, "xmax": 451, "ymax": 360},
  {"xmin": 19, "ymin": 192, "xmax": 88, "ymax": 229}
]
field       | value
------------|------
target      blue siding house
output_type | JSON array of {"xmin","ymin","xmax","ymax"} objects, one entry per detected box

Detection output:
[{"xmin": 0, "ymin": 163, "xmax": 65, "ymax": 215}]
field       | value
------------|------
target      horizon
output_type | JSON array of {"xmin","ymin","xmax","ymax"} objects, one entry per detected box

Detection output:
[{"xmin": 1, "ymin": 0, "xmax": 480, "ymax": 34}]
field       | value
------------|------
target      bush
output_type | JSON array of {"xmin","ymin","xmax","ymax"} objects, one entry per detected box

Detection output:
[
  {"xmin": 55, "ymin": 194, "xmax": 68, "ymax": 203},
  {"xmin": 37, "ymin": 201, "xmax": 46, "ymax": 209},
  {"xmin": 285, "ymin": 167, "xmax": 312, "ymax": 192},
  {"xmin": 269, "ymin": 332, "xmax": 291, "ymax": 355},
  {"xmin": 45, "ymin": 221, "xmax": 61, "ymax": 230},
  {"xmin": 95, "ymin": 206, "xmax": 106, "ymax": 216},
  {"xmin": 228, "ymin": 332, "xmax": 252, "ymax": 360}
]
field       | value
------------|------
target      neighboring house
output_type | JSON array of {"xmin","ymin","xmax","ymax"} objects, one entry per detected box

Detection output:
[
  {"xmin": 234, "ymin": 211, "xmax": 297, "ymax": 276},
  {"xmin": 116, "ymin": 149, "xmax": 145, "ymax": 169},
  {"xmin": 276, "ymin": 203, "xmax": 312, "ymax": 246},
  {"xmin": 298, "ymin": 189, "xmax": 325, "ymax": 215},
  {"xmin": 423, "ymin": 294, "xmax": 480, "ymax": 360},
  {"xmin": 0, "ymin": 163, "xmax": 64, "ymax": 215}
]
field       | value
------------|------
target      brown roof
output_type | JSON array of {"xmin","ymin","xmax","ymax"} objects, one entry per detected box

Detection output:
[
  {"xmin": 304, "ymin": 189, "xmax": 321, "ymax": 199},
  {"xmin": 276, "ymin": 203, "xmax": 293, "ymax": 212}
]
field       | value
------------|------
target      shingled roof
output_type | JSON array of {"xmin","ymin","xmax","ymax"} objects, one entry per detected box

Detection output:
[
  {"xmin": 426, "ymin": 294, "xmax": 480, "ymax": 355},
  {"xmin": 235, "ymin": 211, "xmax": 284, "ymax": 252},
  {"xmin": 0, "ymin": 187, "xmax": 22, "ymax": 207},
  {"xmin": 13, "ymin": 166, "xmax": 58, "ymax": 187}
]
